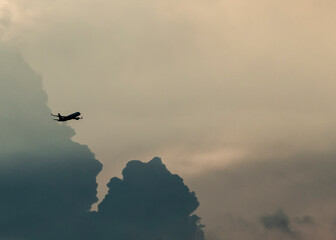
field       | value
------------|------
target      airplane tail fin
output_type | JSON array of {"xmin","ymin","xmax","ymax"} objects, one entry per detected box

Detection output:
[{"xmin": 57, "ymin": 113, "xmax": 64, "ymax": 121}]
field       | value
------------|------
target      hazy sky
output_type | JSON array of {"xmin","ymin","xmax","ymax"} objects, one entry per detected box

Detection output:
[{"xmin": 1, "ymin": 0, "xmax": 336, "ymax": 239}]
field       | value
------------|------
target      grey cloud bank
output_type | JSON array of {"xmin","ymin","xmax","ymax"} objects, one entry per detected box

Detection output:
[{"xmin": 0, "ymin": 47, "xmax": 204, "ymax": 240}]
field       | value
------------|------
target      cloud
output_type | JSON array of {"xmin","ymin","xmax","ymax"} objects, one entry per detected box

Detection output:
[
  {"xmin": 0, "ymin": 46, "xmax": 204, "ymax": 240},
  {"xmin": 260, "ymin": 210, "xmax": 292, "ymax": 233},
  {"xmin": 93, "ymin": 157, "xmax": 204, "ymax": 240},
  {"xmin": 0, "ymin": 46, "xmax": 102, "ymax": 239},
  {"xmin": 294, "ymin": 216, "xmax": 315, "ymax": 226},
  {"xmin": 191, "ymin": 150, "xmax": 336, "ymax": 240},
  {"xmin": 3, "ymin": 1, "xmax": 336, "ymax": 239},
  {"xmin": 260, "ymin": 211, "xmax": 319, "ymax": 240}
]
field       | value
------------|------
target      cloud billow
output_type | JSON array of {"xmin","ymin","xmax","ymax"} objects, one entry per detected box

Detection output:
[
  {"xmin": 93, "ymin": 157, "xmax": 204, "ymax": 240},
  {"xmin": 0, "ymin": 47, "xmax": 102, "ymax": 239},
  {"xmin": 0, "ymin": 47, "xmax": 204, "ymax": 240}
]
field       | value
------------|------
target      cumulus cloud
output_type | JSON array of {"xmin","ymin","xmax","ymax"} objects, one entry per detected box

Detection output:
[
  {"xmin": 0, "ymin": 46, "xmax": 102, "ymax": 240},
  {"xmin": 0, "ymin": 47, "xmax": 204, "ymax": 240},
  {"xmin": 94, "ymin": 157, "xmax": 204, "ymax": 240}
]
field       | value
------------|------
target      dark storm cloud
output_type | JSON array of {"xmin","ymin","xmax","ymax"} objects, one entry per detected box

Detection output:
[
  {"xmin": 0, "ymin": 48, "xmax": 204, "ymax": 240},
  {"xmin": 0, "ymin": 47, "xmax": 102, "ymax": 240},
  {"xmin": 93, "ymin": 157, "xmax": 204, "ymax": 240}
]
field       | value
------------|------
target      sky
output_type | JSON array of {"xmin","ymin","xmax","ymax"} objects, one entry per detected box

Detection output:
[{"xmin": 1, "ymin": 0, "xmax": 336, "ymax": 239}]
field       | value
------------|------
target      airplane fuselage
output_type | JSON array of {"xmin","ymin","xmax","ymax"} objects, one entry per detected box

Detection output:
[{"xmin": 53, "ymin": 112, "xmax": 82, "ymax": 122}]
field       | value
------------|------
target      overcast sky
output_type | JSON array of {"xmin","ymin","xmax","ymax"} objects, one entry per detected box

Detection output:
[{"xmin": 1, "ymin": 0, "xmax": 336, "ymax": 239}]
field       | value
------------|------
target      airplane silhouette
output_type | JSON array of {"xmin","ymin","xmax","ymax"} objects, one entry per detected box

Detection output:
[{"xmin": 51, "ymin": 112, "xmax": 83, "ymax": 122}]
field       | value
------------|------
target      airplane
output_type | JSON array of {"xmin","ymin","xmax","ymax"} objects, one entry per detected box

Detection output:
[{"xmin": 51, "ymin": 112, "xmax": 83, "ymax": 122}]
